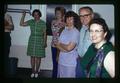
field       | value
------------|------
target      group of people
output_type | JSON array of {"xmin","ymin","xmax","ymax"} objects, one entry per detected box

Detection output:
[
  {"xmin": 51, "ymin": 6, "xmax": 115, "ymax": 78},
  {"xmin": 4, "ymin": 5, "xmax": 115, "ymax": 78}
]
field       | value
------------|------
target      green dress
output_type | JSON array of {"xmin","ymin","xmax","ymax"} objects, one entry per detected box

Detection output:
[
  {"xmin": 80, "ymin": 42, "xmax": 114, "ymax": 78},
  {"xmin": 27, "ymin": 19, "xmax": 46, "ymax": 57}
]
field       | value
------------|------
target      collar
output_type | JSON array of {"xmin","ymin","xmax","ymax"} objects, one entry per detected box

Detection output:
[{"xmin": 95, "ymin": 40, "xmax": 107, "ymax": 49}]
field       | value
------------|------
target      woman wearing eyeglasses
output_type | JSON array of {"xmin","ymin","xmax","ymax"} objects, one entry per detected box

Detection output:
[{"xmin": 80, "ymin": 18, "xmax": 115, "ymax": 78}]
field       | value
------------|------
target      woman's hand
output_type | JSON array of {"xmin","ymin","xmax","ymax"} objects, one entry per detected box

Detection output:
[
  {"xmin": 22, "ymin": 10, "xmax": 26, "ymax": 17},
  {"xmin": 54, "ymin": 41, "xmax": 60, "ymax": 48}
]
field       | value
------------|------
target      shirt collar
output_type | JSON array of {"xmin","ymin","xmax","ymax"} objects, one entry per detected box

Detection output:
[{"xmin": 82, "ymin": 25, "xmax": 89, "ymax": 31}]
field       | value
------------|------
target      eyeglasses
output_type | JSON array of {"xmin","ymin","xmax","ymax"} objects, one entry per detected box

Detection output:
[
  {"xmin": 79, "ymin": 13, "xmax": 91, "ymax": 18},
  {"xmin": 89, "ymin": 30, "xmax": 104, "ymax": 34}
]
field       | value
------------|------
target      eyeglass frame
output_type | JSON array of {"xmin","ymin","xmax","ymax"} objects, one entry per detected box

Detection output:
[
  {"xmin": 79, "ymin": 13, "xmax": 91, "ymax": 18},
  {"xmin": 89, "ymin": 30, "xmax": 104, "ymax": 34}
]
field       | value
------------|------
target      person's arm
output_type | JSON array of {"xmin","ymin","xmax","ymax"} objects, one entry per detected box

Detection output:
[
  {"xmin": 20, "ymin": 11, "xmax": 28, "ymax": 26},
  {"xmin": 110, "ymin": 35, "xmax": 114, "ymax": 46},
  {"xmin": 55, "ymin": 41, "xmax": 76, "ymax": 52},
  {"xmin": 5, "ymin": 15, "xmax": 14, "ymax": 30},
  {"xmin": 54, "ymin": 41, "xmax": 66, "ymax": 52},
  {"xmin": 103, "ymin": 51, "xmax": 115, "ymax": 78},
  {"xmin": 44, "ymin": 30, "xmax": 47, "ymax": 48}
]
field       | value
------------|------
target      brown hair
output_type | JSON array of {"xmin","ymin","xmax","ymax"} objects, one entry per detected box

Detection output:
[
  {"xmin": 55, "ymin": 6, "xmax": 66, "ymax": 17},
  {"xmin": 64, "ymin": 11, "xmax": 82, "ymax": 30},
  {"xmin": 32, "ymin": 9, "xmax": 42, "ymax": 17},
  {"xmin": 89, "ymin": 18, "xmax": 112, "ymax": 41}
]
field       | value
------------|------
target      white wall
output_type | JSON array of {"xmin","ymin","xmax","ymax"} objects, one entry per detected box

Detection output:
[
  {"xmin": 8, "ymin": 5, "xmax": 53, "ymax": 70},
  {"xmin": 73, "ymin": 4, "xmax": 114, "ymax": 29},
  {"xmin": 8, "ymin": 4, "xmax": 114, "ymax": 70}
]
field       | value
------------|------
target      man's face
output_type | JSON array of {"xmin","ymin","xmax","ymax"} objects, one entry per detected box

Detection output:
[{"xmin": 79, "ymin": 9, "xmax": 93, "ymax": 26}]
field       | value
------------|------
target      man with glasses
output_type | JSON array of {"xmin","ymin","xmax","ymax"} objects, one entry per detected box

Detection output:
[{"xmin": 76, "ymin": 6, "xmax": 94, "ymax": 78}]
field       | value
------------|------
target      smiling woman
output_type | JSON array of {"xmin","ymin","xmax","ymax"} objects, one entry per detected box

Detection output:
[
  {"xmin": 46, "ymin": 4, "xmax": 72, "ymax": 35},
  {"xmin": 80, "ymin": 18, "xmax": 115, "ymax": 78},
  {"xmin": 55, "ymin": 11, "xmax": 80, "ymax": 78},
  {"xmin": 20, "ymin": 9, "xmax": 47, "ymax": 78},
  {"xmin": 89, "ymin": 24, "xmax": 105, "ymax": 44}
]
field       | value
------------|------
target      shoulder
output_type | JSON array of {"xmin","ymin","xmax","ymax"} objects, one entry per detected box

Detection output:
[
  {"xmin": 40, "ymin": 19, "xmax": 45, "ymax": 22},
  {"xmin": 84, "ymin": 44, "xmax": 96, "ymax": 56},
  {"xmin": 39, "ymin": 20, "xmax": 46, "ymax": 28},
  {"xmin": 28, "ymin": 19, "xmax": 34, "ymax": 22},
  {"xmin": 71, "ymin": 28, "xmax": 80, "ymax": 36},
  {"xmin": 5, "ymin": 13, "xmax": 12, "ymax": 19},
  {"xmin": 5, "ymin": 13, "xmax": 10, "ymax": 17},
  {"xmin": 73, "ymin": 28, "xmax": 79, "ymax": 32},
  {"xmin": 27, "ymin": 19, "xmax": 34, "ymax": 24},
  {"xmin": 103, "ymin": 42, "xmax": 114, "ymax": 55}
]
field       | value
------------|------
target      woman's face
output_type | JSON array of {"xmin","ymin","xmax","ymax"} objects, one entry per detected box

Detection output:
[
  {"xmin": 33, "ymin": 12, "xmax": 40, "ymax": 20},
  {"xmin": 55, "ymin": 10, "xmax": 62, "ymax": 19},
  {"xmin": 66, "ymin": 16, "xmax": 74, "ymax": 27},
  {"xmin": 89, "ymin": 23, "xmax": 107, "ymax": 44}
]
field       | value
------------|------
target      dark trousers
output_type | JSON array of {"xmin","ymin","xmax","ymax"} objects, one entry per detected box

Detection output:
[
  {"xmin": 4, "ymin": 32, "xmax": 11, "ymax": 76},
  {"xmin": 51, "ymin": 47, "xmax": 58, "ymax": 78},
  {"xmin": 76, "ymin": 57, "xmax": 86, "ymax": 78}
]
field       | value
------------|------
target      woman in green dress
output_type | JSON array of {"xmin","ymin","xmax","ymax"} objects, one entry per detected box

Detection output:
[
  {"xmin": 20, "ymin": 9, "xmax": 47, "ymax": 78},
  {"xmin": 80, "ymin": 18, "xmax": 115, "ymax": 78}
]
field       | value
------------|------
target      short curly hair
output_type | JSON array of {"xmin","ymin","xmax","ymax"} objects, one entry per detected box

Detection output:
[{"xmin": 64, "ymin": 11, "xmax": 82, "ymax": 30}]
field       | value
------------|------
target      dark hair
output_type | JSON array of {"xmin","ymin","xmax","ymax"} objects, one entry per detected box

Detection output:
[
  {"xmin": 55, "ymin": 6, "xmax": 66, "ymax": 16},
  {"xmin": 79, "ymin": 6, "xmax": 93, "ymax": 14},
  {"xmin": 64, "ymin": 11, "xmax": 81, "ymax": 30},
  {"xmin": 89, "ymin": 18, "xmax": 112, "ymax": 41},
  {"xmin": 32, "ymin": 9, "xmax": 42, "ymax": 17}
]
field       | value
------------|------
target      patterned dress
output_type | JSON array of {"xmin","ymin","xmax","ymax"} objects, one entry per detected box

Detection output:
[
  {"xmin": 27, "ymin": 19, "xmax": 46, "ymax": 57},
  {"xmin": 51, "ymin": 19, "xmax": 65, "ymax": 47}
]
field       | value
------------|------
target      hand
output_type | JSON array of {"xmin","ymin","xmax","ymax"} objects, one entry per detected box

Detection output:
[
  {"xmin": 54, "ymin": 41, "xmax": 60, "ymax": 48},
  {"xmin": 22, "ymin": 10, "xmax": 26, "ymax": 16}
]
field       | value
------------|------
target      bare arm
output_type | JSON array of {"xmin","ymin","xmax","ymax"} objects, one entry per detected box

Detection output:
[
  {"xmin": 55, "ymin": 41, "xmax": 76, "ymax": 52},
  {"xmin": 44, "ymin": 30, "xmax": 47, "ymax": 48},
  {"xmin": 55, "ymin": 42, "xmax": 67, "ymax": 52},
  {"xmin": 20, "ymin": 11, "xmax": 28, "ymax": 26},
  {"xmin": 104, "ymin": 51, "xmax": 115, "ymax": 78}
]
